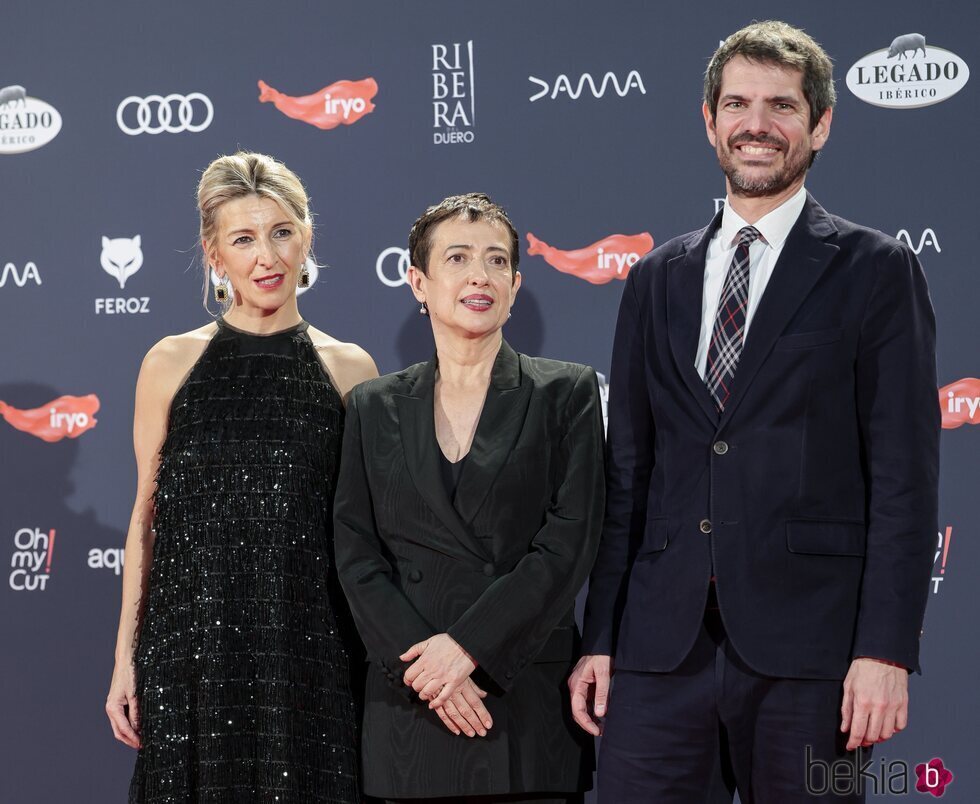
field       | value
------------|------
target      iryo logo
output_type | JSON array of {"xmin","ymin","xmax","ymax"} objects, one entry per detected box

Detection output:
[
  {"xmin": 0, "ymin": 394, "xmax": 100, "ymax": 442},
  {"xmin": 527, "ymin": 232, "xmax": 654, "ymax": 285},
  {"xmin": 939, "ymin": 378, "xmax": 980, "ymax": 429},
  {"xmin": 9, "ymin": 527, "xmax": 55, "ymax": 591},
  {"xmin": 258, "ymin": 78, "xmax": 377, "ymax": 130}
]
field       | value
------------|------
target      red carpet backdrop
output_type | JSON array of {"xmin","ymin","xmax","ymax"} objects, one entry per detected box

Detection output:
[{"xmin": 1, "ymin": 1, "xmax": 976, "ymax": 800}]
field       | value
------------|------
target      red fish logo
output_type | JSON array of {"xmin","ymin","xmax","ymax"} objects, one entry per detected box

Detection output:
[
  {"xmin": 939, "ymin": 378, "xmax": 980, "ymax": 429},
  {"xmin": 258, "ymin": 78, "xmax": 377, "ymax": 130},
  {"xmin": 527, "ymin": 232, "xmax": 654, "ymax": 285},
  {"xmin": 0, "ymin": 394, "xmax": 100, "ymax": 442}
]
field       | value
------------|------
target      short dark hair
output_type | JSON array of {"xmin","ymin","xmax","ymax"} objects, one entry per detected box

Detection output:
[
  {"xmin": 704, "ymin": 20, "xmax": 836, "ymax": 132},
  {"xmin": 408, "ymin": 193, "xmax": 520, "ymax": 278}
]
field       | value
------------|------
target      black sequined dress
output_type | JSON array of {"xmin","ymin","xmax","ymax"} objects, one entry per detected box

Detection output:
[{"xmin": 130, "ymin": 318, "xmax": 361, "ymax": 804}]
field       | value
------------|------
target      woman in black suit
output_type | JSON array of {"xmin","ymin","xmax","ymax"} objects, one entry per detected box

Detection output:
[{"xmin": 334, "ymin": 193, "xmax": 605, "ymax": 803}]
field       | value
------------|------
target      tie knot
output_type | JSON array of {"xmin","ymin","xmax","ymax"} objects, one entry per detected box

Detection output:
[{"xmin": 735, "ymin": 226, "xmax": 762, "ymax": 248}]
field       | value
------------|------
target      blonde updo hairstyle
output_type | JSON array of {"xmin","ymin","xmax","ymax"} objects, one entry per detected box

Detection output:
[{"xmin": 198, "ymin": 151, "xmax": 314, "ymax": 312}]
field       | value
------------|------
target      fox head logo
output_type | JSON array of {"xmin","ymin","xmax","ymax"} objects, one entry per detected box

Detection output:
[{"xmin": 101, "ymin": 235, "xmax": 143, "ymax": 289}]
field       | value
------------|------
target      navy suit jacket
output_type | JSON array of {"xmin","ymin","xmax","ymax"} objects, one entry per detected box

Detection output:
[{"xmin": 581, "ymin": 194, "xmax": 940, "ymax": 680}]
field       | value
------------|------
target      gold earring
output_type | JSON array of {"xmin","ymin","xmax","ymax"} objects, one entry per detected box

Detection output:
[
  {"xmin": 299, "ymin": 267, "xmax": 311, "ymax": 288},
  {"xmin": 214, "ymin": 277, "xmax": 229, "ymax": 304}
]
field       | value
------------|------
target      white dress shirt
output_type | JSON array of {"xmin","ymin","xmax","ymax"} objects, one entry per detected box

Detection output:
[{"xmin": 695, "ymin": 185, "xmax": 808, "ymax": 380}]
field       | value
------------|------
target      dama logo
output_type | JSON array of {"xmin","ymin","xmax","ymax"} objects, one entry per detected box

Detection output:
[
  {"xmin": 528, "ymin": 71, "xmax": 646, "ymax": 102},
  {"xmin": 931, "ymin": 525, "xmax": 954, "ymax": 594},
  {"xmin": 939, "ymin": 378, "xmax": 980, "ymax": 428},
  {"xmin": 258, "ymin": 78, "xmax": 377, "ymax": 130},
  {"xmin": 0, "ymin": 261, "xmax": 41, "ymax": 288},
  {"xmin": 9, "ymin": 527, "xmax": 55, "ymax": 591},
  {"xmin": 0, "ymin": 394, "xmax": 99, "ymax": 442},
  {"xmin": 896, "ymin": 228, "xmax": 941, "ymax": 255},
  {"xmin": 527, "ymin": 232, "xmax": 654, "ymax": 285}
]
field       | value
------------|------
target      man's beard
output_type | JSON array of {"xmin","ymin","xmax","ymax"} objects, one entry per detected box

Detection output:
[{"xmin": 718, "ymin": 133, "xmax": 810, "ymax": 198}]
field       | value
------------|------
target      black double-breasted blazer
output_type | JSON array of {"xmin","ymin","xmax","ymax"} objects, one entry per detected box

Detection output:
[
  {"xmin": 334, "ymin": 341, "xmax": 604, "ymax": 798},
  {"xmin": 582, "ymin": 195, "xmax": 940, "ymax": 680}
]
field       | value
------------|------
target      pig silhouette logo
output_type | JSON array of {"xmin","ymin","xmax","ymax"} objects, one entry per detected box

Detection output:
[
  {"xmin": 887, "ymin": 33, "xmax": 927, "ymax": 59},
  {"xmin": 101, "ymin": 235, "xmax": 143, "ymax": 289},
  {"xmin": 0, "ymin": 84, "xmax": 26, "ymax": 109}
]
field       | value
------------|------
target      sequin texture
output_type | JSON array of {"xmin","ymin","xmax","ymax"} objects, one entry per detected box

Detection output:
[{"xmin": 130, "ymin": 320, "xmax": 361, "ymax": 803}]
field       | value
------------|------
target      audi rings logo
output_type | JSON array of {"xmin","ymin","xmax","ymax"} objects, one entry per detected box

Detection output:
[
  {"xmin": 376, "ymin": 247, "xmax": 411, "ymax": 287},
  {"xmin": 116, "ymin": 93, "xmax": 213, "ymax": 135}
]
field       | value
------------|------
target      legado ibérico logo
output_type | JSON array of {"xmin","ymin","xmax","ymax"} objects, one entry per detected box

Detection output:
[
  {"xmin": 0, "ymin": 84, "xmax": 62, "ymax": 155},
  {"xmin": 9, "ymin": 527, "xmax": 56, "ymax": 592},
  {"xmin": 939, "ymin": 378, "xmax": 980, "ymax": 429},
  {"xmin": 258, "ymin": 78, "xmax": 377, "ymax": 129},
  {"xmin": 527, "ymin": 232, "xmax": 654, "ymax": 285},
  {"xmin": 0, "ymin": 394, "xmax": 100, "ymax": 442},
  {"xmin": 847, "ymin": 34, "xmax": 969, "ymax": 109}
]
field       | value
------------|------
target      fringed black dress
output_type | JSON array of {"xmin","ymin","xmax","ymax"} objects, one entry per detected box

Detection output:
[{"xmin": 130, "ymin": 318, "xmax": 361, "ymax": 804}]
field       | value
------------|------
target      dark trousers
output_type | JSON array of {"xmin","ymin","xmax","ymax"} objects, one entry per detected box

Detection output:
[{"xmin": 597, "ymin": 591, "xmax": 867, "ymax": 803}]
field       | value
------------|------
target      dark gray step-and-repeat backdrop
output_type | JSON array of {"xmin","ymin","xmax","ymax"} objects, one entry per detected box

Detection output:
[{"xmin": 2, "ymin": 1, "xmax": 976, "ymax": 801}]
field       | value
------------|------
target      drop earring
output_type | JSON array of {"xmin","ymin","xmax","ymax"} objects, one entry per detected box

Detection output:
[
  {"xmin": 214, "ymin": 274, "xmax": 229, "ymax": 304},
  {"xmin": 419, "ymin": 301, "xmax": 429, "ymax": 316},
  {"xmin": 299, "ymin": 266, "xmax": 311, "ymax": 287}
]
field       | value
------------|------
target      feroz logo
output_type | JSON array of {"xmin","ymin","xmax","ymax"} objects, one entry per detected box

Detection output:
[
  {"xmin": 0, "ymin": 84, "xmax": 62, "ymax": 154},
  {"xmin": 96, "ymin": 235, "xmax": 149, "ymax": 314},
  {"xmin": 258, "ymin": 79, "xmax": 377, "ymax": 130},
  {"xmin": 915, "ymin": 758, "xmax": 954, "ymax": 797},
  {"xmin": 896, "ymin": 228, "xmax": 941, "ymax": 255},
  {"xmin": 931, "ymin": 525, "xmax": 954, "ymax": 594},
  {"xmin": 528, "ymin": 71, "xmax": 646, "ymax": 102},
  {"xmin": 116, "ymin": 93, "xmax": 213, "ymax": 135},
  {"xmin": 939, "ymin": 378, "xmax": 980, "ymax": 428},
  {"xmin": 376, "ymin": 247, "xmax": 411, "ymax": 287},
  {"xmin": 209, "ymin": 257, "xmax": 318, "ymax": 297},
  {"xmin": 526, "ymin": 232, "xmax": 654, "ymax": 285},
  {"xmin": 432, "ymin": 41, "xmax": 475, "ymax": 145},
  {"xmin": 88, "ymin": 547, "xmax": 125, "ymax": 575},
  {"xmin": 847, "ymin": 34, "xmax": 969, "ymax": 109},
  {"xmin": 0, "ymin": 261, "xmax": 41, "ymax": 288},
  {"xmin": 0, "ymin": 394, "xmax": 100, "ymax": 442},
  {"xmin": 9, "ymin": 527, "xmax": 55, "ymax": 591}
]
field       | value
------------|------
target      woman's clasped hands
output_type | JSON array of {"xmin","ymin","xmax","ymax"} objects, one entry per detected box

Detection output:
[{"xmin": 400, "ymin": 633, "xmax": 493, "ymax": 738}]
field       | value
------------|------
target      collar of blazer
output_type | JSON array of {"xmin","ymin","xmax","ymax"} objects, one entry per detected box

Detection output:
[
  {"xmin": 665, "ymin": 192, "xmax": 841, "ymax": 431},
  {"xmin": 392, "ymin": 339, "xmax": 533, "ymax": 563}
]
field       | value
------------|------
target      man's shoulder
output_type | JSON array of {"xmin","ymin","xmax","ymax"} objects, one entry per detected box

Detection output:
[
  {"xmin": 629, "ymin": 225, "xmax": 711, "ymax": 282},
  {"xmin": 826, "ymin": 212, "xmax": 910, "ymax": 259}
]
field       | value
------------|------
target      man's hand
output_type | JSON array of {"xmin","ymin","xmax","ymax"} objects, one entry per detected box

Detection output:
[
  {"xmin": 840, "ymin": 657, "xmax": 909, "ymax": 751},
  {"xmin": 568, "ymin": 654, "xmax": 613, "ymax": 736},
  {"xmin": 401, "ymin": 633, "xmax": 477, "ymax": 708},
  {"xmin": 432, "ymin": 677, "xmax": 493, "ymax": 737}
]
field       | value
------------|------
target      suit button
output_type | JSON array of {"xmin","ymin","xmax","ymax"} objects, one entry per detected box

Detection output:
[
  {"xmin": 482, "ymin": 562, "xmax": 495, "ymax": 577},
  {"xmin": 505, "ymin": 670, "xmax": 515, "ymax": 680},
  {"xmin": 699, "ymin": 519, "xmax": 712, "ymax": 534},
  {"xmin": 408, "ymin": 569, "xmax": 423, "ymax": 583},
  {"xmin": 713, "ymin": 441, "xmax": 729, "ymax": 455}
]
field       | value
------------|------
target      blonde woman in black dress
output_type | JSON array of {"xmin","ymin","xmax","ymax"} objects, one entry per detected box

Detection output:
[{"xmin": 105, "ymin": 152, "xmax": 377, "ymax": 803}]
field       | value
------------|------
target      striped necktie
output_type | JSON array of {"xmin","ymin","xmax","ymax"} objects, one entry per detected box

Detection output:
[{"xmin": 704, "ymin": 225, "xmax": 762, "ymax": 412}]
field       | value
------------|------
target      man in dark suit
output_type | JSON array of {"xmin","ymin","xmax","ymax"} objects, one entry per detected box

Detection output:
[{"xmin": 569, "ymin": 21, "xmax": 939, "ymax": 803}]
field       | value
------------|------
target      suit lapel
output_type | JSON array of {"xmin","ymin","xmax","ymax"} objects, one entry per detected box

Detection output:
[
  {"xmin": 393, "ymin": 361, "xmax": 490, "ymax": 562},
  {"xmin": 454, "ymin": 341, "xmax": 533, "ymax": 525},
  {"xmin": 666, "ymin": 210, "xmax": 724, "ymax": 426},
  {"xmin": 718, "ymin": 195, "xmax": 840, "ymax": 429}
]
